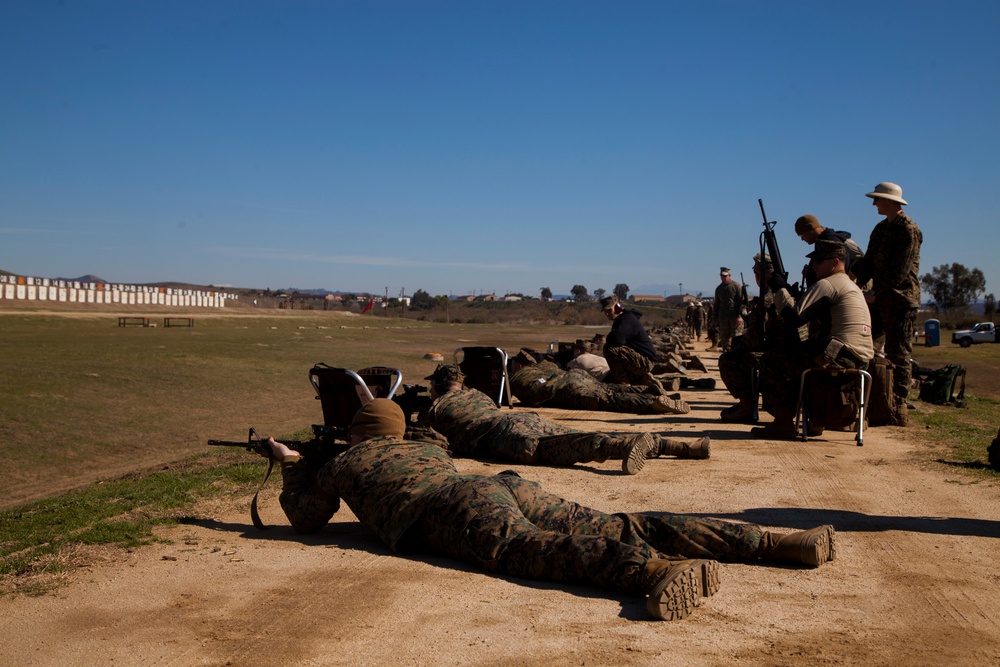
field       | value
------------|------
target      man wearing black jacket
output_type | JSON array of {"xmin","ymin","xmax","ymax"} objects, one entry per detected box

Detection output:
[
  {"xmin": 600, "ymin": 296, "xmax": 666, "ymax": 394},
  {"xmin": 795, "ymin": 214, "xmax": 865, "ymax": 287}
]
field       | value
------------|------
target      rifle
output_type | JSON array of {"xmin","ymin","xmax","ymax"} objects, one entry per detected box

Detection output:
[
  {"xmin": 208, "ymin": 424, "xmax": 349, "ymax": 529},
  {"xmin": 393, "ymin": 384, "xmax": 433, "ymax": 423},
  {"xmin": 758, "ymin": 199, "xmax": 799, "ymax": 297},
  {"xmin": 739, "ymin": 271, "xmax": 750, "ymax": 317}
]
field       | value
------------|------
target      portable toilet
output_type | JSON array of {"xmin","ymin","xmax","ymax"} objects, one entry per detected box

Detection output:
[{"xmin": 924, "ymin": 319, "xmax": 940, "ymax": 347}]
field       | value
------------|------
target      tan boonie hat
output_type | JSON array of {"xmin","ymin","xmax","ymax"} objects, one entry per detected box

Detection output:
[
  {"xmin": 865, "ymin": 182, "xmax": 908, "ymax": 205},
  {"xmin": 599, "ymin": 296, "xmax": 618, "ymax": 311},
  {"xmin": 794, "ymin": 214, "xmax": 822, "ymax": 235},
  {"xmin": 349, "ymin": 398, "xmax": 406, "ymax": 441},
  {"xmin": 806, "ymin": 239, "xmax": 846, "ymax": 262},
  {"xmin": 720, "ymin": 267, "xmax": 731, "ymax": 276},
  {"xmin": 753, "ymin": 253, "xmax": 772, "ymax": 270}
]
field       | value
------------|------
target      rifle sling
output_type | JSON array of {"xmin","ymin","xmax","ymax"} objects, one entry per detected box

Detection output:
[{"xmin": 250, "ymin": 457, "xmax": 275, "ymax": 530}]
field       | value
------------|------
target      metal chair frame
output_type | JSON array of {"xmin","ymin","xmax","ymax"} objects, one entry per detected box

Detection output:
[{"xmin": 795, "ymin": 367, "xmax": 872, "ymax": 446}]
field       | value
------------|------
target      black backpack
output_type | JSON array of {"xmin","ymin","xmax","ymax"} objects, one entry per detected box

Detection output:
[{"xmin": 917, "ymin": 364, "xmax": 967, "ymax": 406}]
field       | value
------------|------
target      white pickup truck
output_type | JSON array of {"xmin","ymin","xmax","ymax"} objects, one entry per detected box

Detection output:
[{"xmin": 951, "ymin": 322, "xmax": 997, "ymax": 347}]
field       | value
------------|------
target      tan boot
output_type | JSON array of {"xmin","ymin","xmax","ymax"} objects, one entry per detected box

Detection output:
[
  {"xmin": 892, "ymin": 400, "xmax": 909, "ymax": 427},
  {"xmin": 659, "ymin": 436, "xmax": 711, "ymax": 460},
  {"xmin": 652, "ymin": 396, "xmax": 691, "ymax": 414},
  {"xmin": 642, "ymin": 558, "xmax": 721, "ymax": 621},
  {"xmin": 599, "ymin": 434, "xmax": 658, "ymax": 474},
  {"xmin": 719, "ymin": 401, "xmax": 756, "ymax": 423},
  {"xmin": 750, "ymin": 419, "xmax": 798, "ymax": 440},
  {"xmin": 621, "ymin": 433, "xmax": 659, "ymax": 475},
  {"xmin": 758, "ymin": 525, "xmax": 836, "ymax": 567}
]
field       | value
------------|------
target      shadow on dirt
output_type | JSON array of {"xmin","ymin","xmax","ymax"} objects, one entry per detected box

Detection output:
[{"xmin": 682, "ymin": 507, "xmax": 1000, "ymax": 538}]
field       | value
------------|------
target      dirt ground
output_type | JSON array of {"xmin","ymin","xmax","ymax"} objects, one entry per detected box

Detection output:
[{"xmin": 2, "ymin": 335, "xmax": 999, "ymax": 667}]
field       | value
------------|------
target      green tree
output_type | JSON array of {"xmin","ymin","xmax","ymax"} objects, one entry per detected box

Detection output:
[
  {"xmin": 920, "ymin": 263, "xmax": 986, "ymax": 311},
  {"xmin": 411, "ymin": 289, "xmax": 434, "ymax": 310},
  {"xmin": 614, "ymin": 283, "xmax": 630, "ymax": 301},
  {"xmin": 984, "ymin": 293, "xmax": 996, "ymax": 321},
  {"xmin": 570, "ymin": 285, "xmax": 589, "ymax": 301},
  {"xmin": 593, "ymin": 288, "xmax": 606, "ymax": 301},
  {"xmin": 540, "ymin": 287, "xmax": 552, "ymax": 301}
]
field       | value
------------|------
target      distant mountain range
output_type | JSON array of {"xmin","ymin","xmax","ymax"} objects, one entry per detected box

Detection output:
[{"xmin": 56, "ymin": 274, "xmax": 108, "ymax": 284}]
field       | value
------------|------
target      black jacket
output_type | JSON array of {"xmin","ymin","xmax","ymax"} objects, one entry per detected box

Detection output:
[{"xmin": 606, "ymin": 309, "xmax": 658, "ymax": 360}]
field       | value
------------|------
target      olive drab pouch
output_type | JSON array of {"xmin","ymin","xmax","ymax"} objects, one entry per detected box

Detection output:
[
  {"xmin": 815, "ymin": 338, "xmax": 845, "ymax": 369},
  {"xmin": 917, "ymin": 364, "xmax": 967, "ymax": 407}
]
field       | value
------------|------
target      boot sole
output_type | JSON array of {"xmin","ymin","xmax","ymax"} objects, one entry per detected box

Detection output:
[
  {"xmin": 653, "ymin": 398, "xmax": 691, "ymax": 415},
  {"xmin": 645, "ymin": 561, "xmax": 702, "ymax": 621},
  {"xmin": 800, "ymin": 525, "xmax": 836, "ymax": 567},
  {"xmin": 622, "ymin": 433, "xmax": 657, "ymax": 475},
  {"xmin": 695, "ymin": 559, "xmax": 721, "ymax": 597}
]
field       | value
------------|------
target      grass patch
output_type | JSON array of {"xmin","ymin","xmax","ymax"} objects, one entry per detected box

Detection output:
[
  {"xmin": 910, "ymin": 393, "xmax": 1000, "ymax": 476},
  {"xmin": 0, "ymin": 451, "xmax": 265, "ymax": 590}
]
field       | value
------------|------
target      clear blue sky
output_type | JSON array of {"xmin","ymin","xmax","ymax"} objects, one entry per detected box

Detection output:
[{"xmin": 2, "ymin": 1, "xmax": 998, "ymax": 301}]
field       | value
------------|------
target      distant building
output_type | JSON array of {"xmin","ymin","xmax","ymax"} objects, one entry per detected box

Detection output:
[{"xmin": 630, "ymin": 294, "xmax": 666, "ymax": 303}]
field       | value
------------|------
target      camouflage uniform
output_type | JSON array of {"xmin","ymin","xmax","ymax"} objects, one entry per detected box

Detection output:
[
  {"xmin": 278, "ymin": 436, "xmax": 765, "ymax": 595},
  {"xmin": 759, "ymin": 271, "xmax": 874, "ymax": 423},
  {"xmin": 511, "ymin": 361, "xmax": 688, "ymax": 414},
  {"xmin": 719, "ymin": 288, "xmax": 784, "ymax": 405},
  {"xmin": 851, "ymin": 212, "xmax": 922, "ymax": 405},
  {"xmin": 714, "ymin": 278, "xmax": 744, "ymax": 352},
  {"xmin": 603, "ymin": 309, "xmax": 663, "ymax": 391},
  {"xmin": 420, "ymin": 387, "xmax": 621, "ymax": 467}
]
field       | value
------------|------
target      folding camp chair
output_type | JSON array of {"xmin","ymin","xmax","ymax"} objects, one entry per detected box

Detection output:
[
  {"xmin": 453, "ymin": 346, "xmax": 511, "ymax": 407},
  {"xmin": 357, "ymin": 366, "xmax": 404, "ymax": 399},
  {"xmin": 795, "ymin": 367, "xmax": 872, "ymax": 447},
  {"xmin": 308, "ymin": 363, "xmax": 403, "ymax": 429}
]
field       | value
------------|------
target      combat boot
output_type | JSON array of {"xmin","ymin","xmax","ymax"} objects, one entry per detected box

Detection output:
[
  {"xmin": 642, "ymin": 558, "xmax": 721, "ymax": 621},
  {"xmin": 719, "ymin": 401, "xmax": 756, "ymax": 423},
  {"xmin": 659, "ymin": 436, "xmax": 711, "ymax": 460},
  {"xmin": 652, "ymin": 395, "xmax": 691, "ymax": 415},
  {"xmin": 685, "ymin": 356, "xmax": 709, "ymax": 373},
  {"xmin": 600, "ymin": 433, "xmax": 659, "ymax": 475},
  {"xmin": 681, "ymin": 377, "xmax": 717, "ymax": 390},
  {"xmin": 658, "ymin": 376, "xmax": 683, "ymax": 392},
  {"xmin": 750, "ymin": 420, "xmax": 798, "ymax": 440},
  {"xmin": 892, "ymin": 401, "xmax": 909, "ymax": 427},
  {"xmin": 758, "ymin": 525, "xmax": 836, "ymax": 567}
]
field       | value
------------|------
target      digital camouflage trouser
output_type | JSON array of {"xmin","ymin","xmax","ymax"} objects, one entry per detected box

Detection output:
[
  {"xmin": 718, "ymin": 337, "xmax": 761, "ymax": 404},
  {"xmin": 411, "ymin": 472, "xmax": 764, "ymax": 594},
  {"xmin": 604, "ymin": 345, "xmax": 663, "ymax": 392},
  {"xmin": 479, "ymin": 411, "xmax": 612, "ymax": 466},
  {"xmin": 870, "ymin": 300, "xmax": 917, "ymax": 404},
  {"xmin": 717, "ymin": 316, "xmax": 740, "ymax": 352}
]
